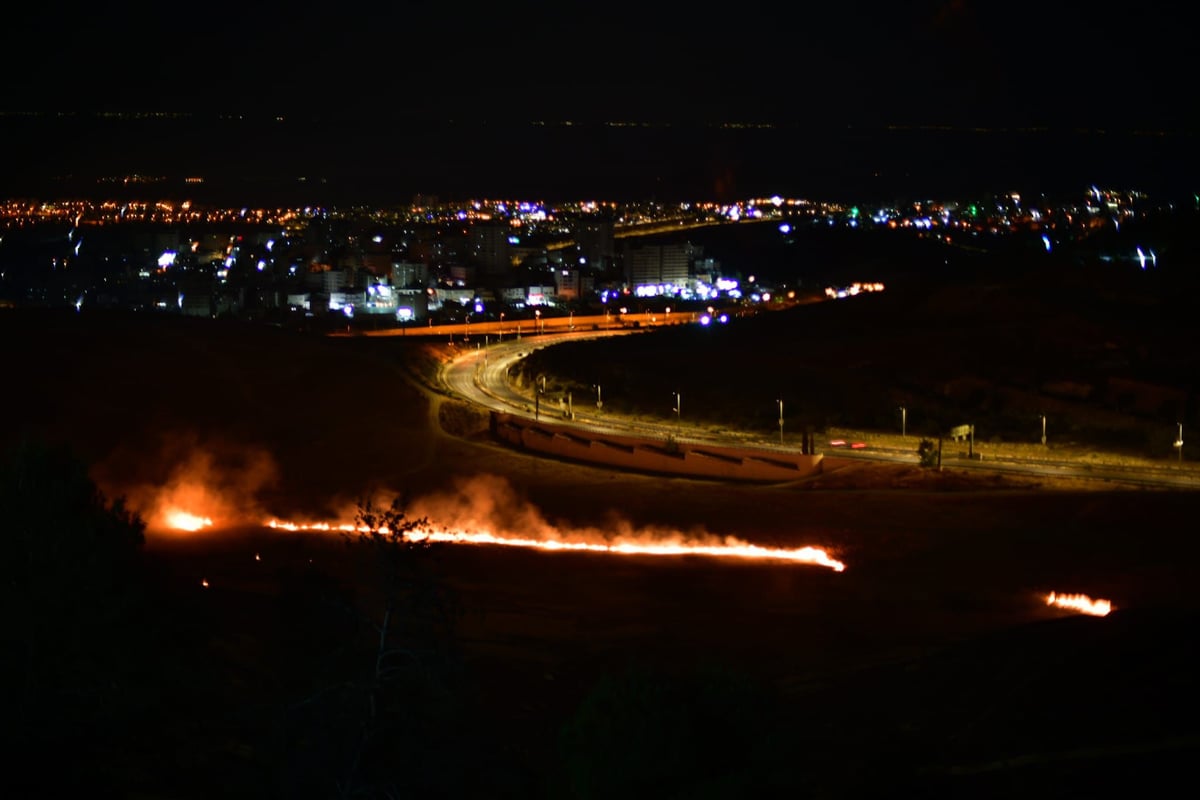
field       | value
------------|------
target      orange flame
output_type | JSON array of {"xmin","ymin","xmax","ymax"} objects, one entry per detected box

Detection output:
[
  {"xmin": 1046, "ymin": 591, "xmax": 1113, "ymax": 617},
  {"xmin": 163, "ymin": 509, "xmax": 214, "ymax": 531},
  {"xmin": 265, "ymin": 519, "xmax": 846, "ymax": 571}
]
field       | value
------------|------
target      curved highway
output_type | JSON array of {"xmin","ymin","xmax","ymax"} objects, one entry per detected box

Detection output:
[{"xmin": 439, "ymin": 328, "xmax": 1200, "ymax": 490}]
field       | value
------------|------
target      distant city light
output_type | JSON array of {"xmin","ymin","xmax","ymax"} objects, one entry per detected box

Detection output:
[{"xmin": 157, "ymin": 251, "xmax": 177, "ymax": 268}]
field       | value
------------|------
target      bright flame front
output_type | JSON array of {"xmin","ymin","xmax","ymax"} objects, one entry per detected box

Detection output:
[
  {"xmin": 1046, "ymin": 591, "xmax": 1113, "ymax": 617},
  {"xmin": 164, "ymin": 509, "xmax": 214, "ymax": 532},
  {"xmin": 266, "ymin": 519, "xmax": 846, "ymax": 571}
]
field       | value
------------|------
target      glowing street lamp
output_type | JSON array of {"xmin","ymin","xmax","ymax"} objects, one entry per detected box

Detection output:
[
  {"xmin": 777, "ymin": 398, "xmax": 784, "ymax": 445},
  {"xmin": 499, "ymin": 311, "xmax": 505, "ymax": 341},
  {"xmin": 672, "ymin": 391, "xmax": 681, "ymax": 428},
  {"xmin": 593, "ymin": 383, "xmax": 603, "ymax": 410}
]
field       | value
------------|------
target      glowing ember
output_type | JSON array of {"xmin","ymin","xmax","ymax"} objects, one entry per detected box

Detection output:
[
  {"xmin": 1046, "ymin": 591, "xmax": 1113, "ymax": 617},
  {"xmin": 164, "ymin": 509, "xmax": 215, "ymax": 531},
  {"xmin": 265, "ymin": 520, "xmax": 846, "ymax": 571}
]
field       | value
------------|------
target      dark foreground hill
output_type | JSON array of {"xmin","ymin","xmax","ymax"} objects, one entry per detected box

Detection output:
[{"xmin": 5, "ymin": 306, "xmax": 1200, "ymax": 797}]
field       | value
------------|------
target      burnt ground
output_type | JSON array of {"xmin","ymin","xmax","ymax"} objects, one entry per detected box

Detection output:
[{"xmin": 5, "ymin": 308, "xmax": 1200, "ymax": 797}]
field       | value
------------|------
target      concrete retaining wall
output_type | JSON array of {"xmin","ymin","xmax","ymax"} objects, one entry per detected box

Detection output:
[{"xmin": 491, "ymin": 412, "xmax": 823, "ymax": 482}]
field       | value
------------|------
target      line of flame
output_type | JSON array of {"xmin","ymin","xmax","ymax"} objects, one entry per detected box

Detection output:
[
  {"xmin": 163, "ymin": 509, "xmax": 215, "ymax": 532},
  {"xmin": 265, "ymin": 519, "xmax": 846, "ymax": 571},
  {"xmin": 1046, "ymin": 591, "xmax": 1113, "ymax": 617}
]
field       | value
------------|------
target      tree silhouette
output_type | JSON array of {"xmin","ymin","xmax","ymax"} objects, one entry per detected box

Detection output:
[
  {"xmin": 276, "ymin": 494, "xmax": 464, "ymax": 799},
  {"xmin": 0, "ymin": 437, "xmax": 146, "ymax": 779}
]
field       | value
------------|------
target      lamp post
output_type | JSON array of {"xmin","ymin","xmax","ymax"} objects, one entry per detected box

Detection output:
[
  {"xmin": 777, "ymin": 398, "xmax": 784, "ymax": 445},
  {"xmin": 1175, "ymin": 423, "xmax": 1184, "ymax": 463},
  {"xmin": 593, "ymin": 384, "xmax": 603, "ymax": 410},
  {"xmin": 499, "ymin": 311, "xmax": 505, "ymax": 342},
  {"xmin": 900, "ymin": 406, "xmax": 907, "ymax": 438},
  {"xmin": 569, "ymin": 310, "xmax": 574, "ymax": 330},
  {"xmin": 534, "ymin": 308, "xmax": 541, "ymax": 334},
  {"xmin": 673, "ymin": 391, "xmax": 681, "ymax": 429},
  {"xmin": 1041, "ymin": 414, "xmax": 1047, "ymax": 446}
]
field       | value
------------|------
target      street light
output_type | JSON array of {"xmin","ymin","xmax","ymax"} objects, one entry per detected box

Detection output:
[
  {"xmin": 534, "ymin": 308, "xmax": 542, "ymax": 334},
  {"xmin": 498, "ymin": 311, "xmax": 505, "ymax": 341},
  {"xmin": 1175, "ymin": 422, "xmax": 1184, "ymax": 463},
  {"xmin": 900, "ymin": 406, "xmax": 907, "ymax": 438},
  {"xmin": 777, "ymin": 398, "xmax": 784, "ymax": 445},
  {"xmin": 672, "ymin": 391, "xmax": 681, "ymax": 428},
  {"xmin": 1041, "ymin": 414, "xmax": 1047, "ymax": 446},
  {"xmin": 569, "ymin": 310, "xmax": 574, "ymax": 330},
  {"xmin": 593, "ymin": 383, "xmax": 603, "ymax": 410}
]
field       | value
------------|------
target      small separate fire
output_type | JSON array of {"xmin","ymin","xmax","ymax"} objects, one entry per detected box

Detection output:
[
  {"xmin": 265, "ymin": 519, "xmax": 847, "ymax": 571},
  {"xmin": 1046, "ymin": 591, "xmax": 1113, "ymax": 617}
]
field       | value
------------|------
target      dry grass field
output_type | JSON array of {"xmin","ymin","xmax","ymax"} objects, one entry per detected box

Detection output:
[{"xmin": 7, "ymin": 308, "xmax": 1200, "ymax": 797}]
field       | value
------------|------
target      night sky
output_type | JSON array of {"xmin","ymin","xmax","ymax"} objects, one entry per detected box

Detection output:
[
  {"xmin": 2, "ymin": 1, "xmax": 1194, "ymax": 129},
  {"xmin": 2, "ymin": 2, "xmax": 1196, "ymax": 203}
]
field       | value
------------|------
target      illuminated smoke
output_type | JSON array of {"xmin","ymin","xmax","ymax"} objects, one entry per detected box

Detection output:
[
  {"xmin": 267, "ymin": 474, "xmax": 847, "ymax": 571},
  {"xmin": 1046, "ymin": 591, "xmax": 1113, "ymax": 617},
  {"xmin": 119, "ymin": 435, "xmax": 279, "ymax": 534}
]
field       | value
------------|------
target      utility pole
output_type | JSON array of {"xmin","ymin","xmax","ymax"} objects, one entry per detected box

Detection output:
[{"xmin": 777, "ymin": 399, "xmax": 784, "ymax": 445}]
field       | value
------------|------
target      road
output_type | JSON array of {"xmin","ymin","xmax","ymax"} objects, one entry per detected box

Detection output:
[
  {"xmin": 361, "ymin": 310, "xmax": 695, "ymax": 340},
  {"xmin": 438, "ymin": 326, "xmax": 1200, "ymax": 490}
]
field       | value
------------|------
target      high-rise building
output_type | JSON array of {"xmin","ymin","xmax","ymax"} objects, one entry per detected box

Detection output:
[
  {"xmin": 575, "ymin": 220, "xmax": 615, "ymax": 269},
  {"xmin": 391, "ymin": 261, "xmax": 430, "ymax": 289},
  {"xmin": 472, "ymin": 221, "xmax": 512, "ymax": 276},
  {"xmin": 627, "ymin": 242, "xmax": 692, "ymax": 292}
]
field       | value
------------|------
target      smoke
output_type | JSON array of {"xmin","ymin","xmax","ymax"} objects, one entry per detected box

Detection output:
[
  {"xmin": 406, "ymin": 473, "xmax": 720, "ymax": 547},
  {"xmin": 111, "ymin": 432, "xmax": 280, "ymax": 533}
]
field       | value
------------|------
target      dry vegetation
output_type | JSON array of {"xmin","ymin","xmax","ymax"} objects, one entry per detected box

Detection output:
[{"xmin": 7, "ymin": 304, "xmax": 1200, "ymax": 796}]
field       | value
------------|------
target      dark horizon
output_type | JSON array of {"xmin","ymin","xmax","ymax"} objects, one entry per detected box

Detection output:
[{"xmin": 4, "ymin": 112, "xmax": 1198, "ymax": 207}]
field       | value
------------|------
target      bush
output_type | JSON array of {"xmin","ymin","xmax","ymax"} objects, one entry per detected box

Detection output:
[{"xmin": 917, "ymin": 438, "xmax": 939, "ymax": 467}]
